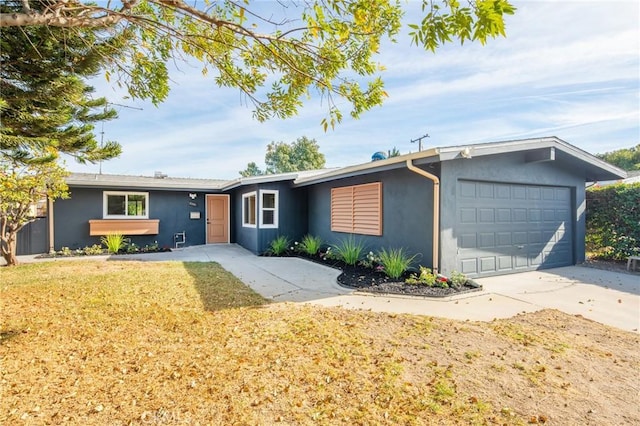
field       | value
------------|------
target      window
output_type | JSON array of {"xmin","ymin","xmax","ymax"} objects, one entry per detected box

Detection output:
[
  {"xmin": 331, "ymin": 182, "xmax": 382, "ymax": 236},
  {"xmin": 259, "ymin": 190, "xmax": 279, "ymax": 228},
  {"xmin": 28, "ymin": 198, "xmax": 48, "ymax": 218},
  {"xmin": 103, "ymin": 192, "xmax": 148, "ymax": 219},
  {"xmin": 242, "ymin": 192, "xmax": 257, "ymax": 227}
]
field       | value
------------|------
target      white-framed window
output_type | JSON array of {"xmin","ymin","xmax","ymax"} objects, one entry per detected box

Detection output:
[
  {"xmin": 103, "ymin": 191, "xmax": 149, "ymax": 219},
  {"xmin": 28, "ymin": 197, "xmax": 48, "ymax": 218},
  {"xmin": 259, "ymin": 190, "xmax": 279, "ymax": 228},
  {"xmin": 242, "ymin": 191, "xmax": 257, "ymax": 227}
]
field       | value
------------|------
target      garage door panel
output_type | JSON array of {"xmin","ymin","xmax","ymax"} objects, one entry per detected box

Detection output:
[
  {"xmin": 528, "ymin": 231, "xmax": 543, "ymax": 244},
  {"xmin": 543, "ymin": 209, "xmax": 556, "ymax": 222},
  {"xmin": 513, "ymin": 209, "xmax": 527, "ymax": 222},
  {"xmin": 514, "ymin": 253, "xmax": 528, "ymax": 268},
  {"xmin": 478, "ymin": 183, "xmax": 495, "ymax": 198},
  {"xmin": 478, "ymin": 209, "xmax": 495, "ymax": 223},
  {"xmin": 542, "ymin": 187, "xmax": 555, "ymax": 200},
  {"xmin": 529, "ymin": 209, "xmax": 542, "ymax": 222},
  {"xmin": 496, "ymin": 209, "xmax": 511, "ymax": 222},
  {"xmin": 498, "ymin": 256, "xmax": 513, "ymax": 270},
  {"xmin": 479, "ymin": 257, "xmax": 497, "ymax": 273},
  {"xmin": 495, "ymin": 184, "xmax": 511, "ymax": 199},
  {"xmin": 456, "ymin": 180, "xmax": 573, "ymax": 277},
  {"xmin": 513, "ymin": 232, "xmax": 528, "ymax": 244},
  {"xmin": 460, "ymin": 258, "xmax": 478, "ymax": 274},
  {"xmin": 556, "ymin": 228, "xmax": 567, "ymax": 241},
  {"xmin": 478, "ymin": 233, "xmax": 495, "ymax": 248},
  {"xmin": 555, "ymin": 188, "xmax": 570, "ymax": 201},
  {"xmin": 496, "ymin": 232, "xmax": 512, "ymax": 246},
  {"xmin": 556, "ymin": 209, "xmax": 570, "ymax": 221},
  {"xmin": 530, "ymin": 252, "xmax": 544, "ymax": 266},
  {"xmin": 542, "ymin": 230, "xmax": 557, "ymax": 242},
  {"xmin": 459, "ymin": 233, "xmax": 477, "ymax": 248},
  {"xmin": 512, "ymin": 186, "xmax": 527, "ymax": 199},
  {"xmin": 460, "ymin": 208, "xmax": 477, "ymax": 223},
  {"xmin": 544, "ymin": 248, "xmax": 571, "ymax": 265},
  {"xmin": 460, "ymin": 181, "xmax": 477, "ymax": 197},
  {"xmin": 528, "ymin": 187, "xmax": 542, "ymax": 200}
]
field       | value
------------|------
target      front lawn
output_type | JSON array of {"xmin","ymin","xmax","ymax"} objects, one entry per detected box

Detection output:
[{"xmin": 1, "ymin": 261, "xmax": 638, "ymax": 424}]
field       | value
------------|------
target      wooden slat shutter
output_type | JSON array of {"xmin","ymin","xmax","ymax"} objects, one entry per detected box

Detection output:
[
  {"xmin": 331, "ymin": 182, "xmax": 382, "ymax": 236},
  {"xmin": 331, "ymin": 186, "xmax": 354, "ymax": 233},
  {"xmin": 353, "ymin": 183, "xmax": 382, "ymax": 235}
]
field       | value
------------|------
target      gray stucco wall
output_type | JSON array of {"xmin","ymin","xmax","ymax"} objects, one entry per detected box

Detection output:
[
  {"xmin": 231, "ymin": 181, "xmax": 308, "ymax": 254},
  {"xmin": 53, "ymin": 187, "xmax": 208, "ymax": 250},
  {"xmin": 231, "ymin": 184, "xmax": 258, "ymax": 253},
  {"xmin": 306, "ymin": 167, "xmax": 437, "ymax": 267},
  {"xmin": 439, "ymin": 152, "xmax": 586, "ymax": 275}
]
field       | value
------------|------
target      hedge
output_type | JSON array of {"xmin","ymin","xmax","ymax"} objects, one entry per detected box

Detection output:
[{"xmin": 586, "ymin": 183, "xmax": 640, "ymax": 260}]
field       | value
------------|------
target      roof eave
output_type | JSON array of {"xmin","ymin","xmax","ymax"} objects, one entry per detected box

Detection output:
[
  {"xmin": 427, "ymin": 136, "xmax": 626, "ymax": 181},
  {"xmin": 293, "ymin": 149, "xmax": 441, "ymax": 187}
]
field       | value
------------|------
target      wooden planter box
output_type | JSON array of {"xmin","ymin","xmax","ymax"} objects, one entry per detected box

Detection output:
[{"xmin": 89, "ymin": 219, "xmax": 159, "ymax": 236}]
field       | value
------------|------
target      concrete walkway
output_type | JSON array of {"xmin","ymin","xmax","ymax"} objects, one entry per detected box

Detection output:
[{"xmin": 8, "ymin": 244, "xmax": 640, "ymax": 332}]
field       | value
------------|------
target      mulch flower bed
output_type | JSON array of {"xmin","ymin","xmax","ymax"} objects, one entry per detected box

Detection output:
[
  {"xmin": 35, "ymin": 247, "xmax": 172, "ymax": 259},
  {"xmin": 288, "ymin": 252, "xmax": 482, "ymax": 298}
]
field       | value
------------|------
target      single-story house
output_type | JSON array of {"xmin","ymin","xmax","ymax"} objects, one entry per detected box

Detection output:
[{"xmin": 17, "ymin": 137, "xmax": 626, "ymax": 278}]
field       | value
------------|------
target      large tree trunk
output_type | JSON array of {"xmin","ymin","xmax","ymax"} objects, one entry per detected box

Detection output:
[{"xmin": 1, "ymin": 234, "xmax": 18, "ymax": 266}]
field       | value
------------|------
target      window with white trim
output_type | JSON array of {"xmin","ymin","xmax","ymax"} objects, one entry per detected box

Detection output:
[
  {"xmin": 103, "ymin": 191, "xmax": 149, "ymax": 219},
  {"xmin": 242, "ymin": 192, "xmax": 257, "ymax": 227},
  {"xmin": 259, "ymin": 190, "xmax": 279, "ymax": 228}
]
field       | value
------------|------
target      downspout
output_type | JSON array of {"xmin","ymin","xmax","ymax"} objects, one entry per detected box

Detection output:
[
  {"xmin": 47, "ymin": 197, "xmax": 54, "ymax": 253},
  {"xmin": 406, "ymin": 160, "xmax": 440, "ymax": 274}
]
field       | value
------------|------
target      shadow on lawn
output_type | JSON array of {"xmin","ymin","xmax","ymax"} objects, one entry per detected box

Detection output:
[
  {"xmin": 106, "ymin": 257, "xmax": 268, "ymax": 311},
  {"xmin": 0, "ymin": 330, "xmax": 22, "ymax": 345},
  {"xmin": 181, "ymin": 262, "xmax": 269, "ymax": 311}
]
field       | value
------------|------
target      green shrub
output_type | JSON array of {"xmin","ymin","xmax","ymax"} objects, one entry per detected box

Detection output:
[
  {"xmin": 83, "ymin": 244, "xmax": 104, "ymax": 255},
  {"xmin": 449, "ymin": 270, "xmax": 468, "ymax": 288},
  {"xmin": 377, "ymin": 247, "xmax": 417, "ymax": 279},
  {"xmin": 267, "ymin": 235, "xmax": 290, "ymax": 256},
  {"xmin": 299, "ymin": 234, "xmax": 323, "ymax": 255},
  {"xmin": 101, "ymin": 234, "xmax": 125, "ymax": 254},
  {"xmin": 359, "ymin": 251, "xmax": 380, "ymax": 268},
  {"xmin": 406, "ymin": 266, "xmax": 444, "ymax": 287},
  {"xmin": 124, "ymin": 241, "xmax": 139, "ymax": 253},
  {"xmin": 586, "ymin": 183, "xmax": 640, "ymax": 260},
  {"xmin": 333, "ymin": 235, "xmax": 365, "ymax": 265}
]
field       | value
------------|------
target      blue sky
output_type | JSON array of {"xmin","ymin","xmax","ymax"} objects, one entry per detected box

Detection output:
[{"xmin": 70, "ymin": 0, "xmax": 639, "ymax": 179}]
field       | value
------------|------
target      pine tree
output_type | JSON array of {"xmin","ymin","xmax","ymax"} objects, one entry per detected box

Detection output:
[{"xmin": 0, "ymin": 2, "xmax": 123, "ymax": 163}]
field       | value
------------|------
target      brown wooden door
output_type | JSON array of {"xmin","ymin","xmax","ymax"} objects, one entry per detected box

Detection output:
[{"xmin": 206, "ymin": 195, "xmax": 229, "ymax": 243}]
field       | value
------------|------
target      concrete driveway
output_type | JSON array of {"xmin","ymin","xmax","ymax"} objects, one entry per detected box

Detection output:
[
  {"xmin": 10, "ymin": 244, "xmax": 639, "ymax": 332},
  {"xmin": 314, "ymin": 266, "xmax": 639, "ymax": 333}
]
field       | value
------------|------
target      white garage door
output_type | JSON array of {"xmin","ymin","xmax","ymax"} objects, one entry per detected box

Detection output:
[{"xmin": 456, "ymin": 180, "xmax": 573, "ymax": 277}]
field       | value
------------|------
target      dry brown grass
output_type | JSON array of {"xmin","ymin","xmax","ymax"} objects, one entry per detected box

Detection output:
[{"xmin": 1, "ymin": 261, "xmax": 638, "ymax": 425}]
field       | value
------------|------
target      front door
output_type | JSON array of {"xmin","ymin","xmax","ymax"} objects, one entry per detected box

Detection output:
[{"xmin": 206, "ymin": 195, "xmax": 229, "ymax": 243}]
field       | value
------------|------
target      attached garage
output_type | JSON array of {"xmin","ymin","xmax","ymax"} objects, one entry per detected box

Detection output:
[
  {"xmin": 455, "ymin": 180, "xmax": 573, "ymax": 277},
  {"xmin": 297, "ymin": 137, "xmax": 626, "ymax": 278}
]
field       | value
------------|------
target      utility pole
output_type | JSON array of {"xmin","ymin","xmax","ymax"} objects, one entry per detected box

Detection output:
[
  {"xmin": 410, "ymin": 133, "xmax": 430, "ymax": 152},
  {"xmin": 99, "ymin": 102, "xmax": 143, "ymax": 174}
]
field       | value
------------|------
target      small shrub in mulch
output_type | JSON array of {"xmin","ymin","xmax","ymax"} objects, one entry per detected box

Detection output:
[
  {"xmin": 294, "ymin": 252, "xmax": 482, "ymax": 298},
  {"xmin": 35, "ymin": 244, "xmax": 172, "ymax": 259}
]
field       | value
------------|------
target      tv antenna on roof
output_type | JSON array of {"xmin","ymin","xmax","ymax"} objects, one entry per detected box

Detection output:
[
  {"xmin": 410, "ymin": 133, "xmax": 429, "ymax": 152},
  {"xmin": 99, "ymin": 102, "xmax": 143, "ymax": 174}
]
